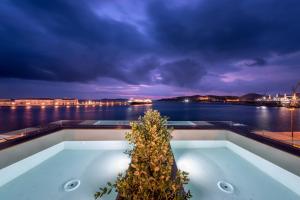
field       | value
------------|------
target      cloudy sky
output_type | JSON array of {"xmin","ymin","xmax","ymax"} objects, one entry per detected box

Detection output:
[{"xmin": 1, "ymin": 0, "xmax": 300, "ymax": 99}]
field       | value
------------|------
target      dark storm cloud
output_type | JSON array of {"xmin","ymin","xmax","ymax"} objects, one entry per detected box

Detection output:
[
  {"xmin": 147, "ymin": 0, "xmax": 300, "ymax": 58},
  {"xmin": 158, "ymin": 59, "xmax": 207, "ymax": 87},
  {"xmin": 0, "ymin": 0, "xmax": 150, "ymax": 83},
  {"xmin": 8, "ymin": 0, "xmax": 147, "ymax": 49},
  {"xmin": 1, "ymin": 0, "xmax": 300, "ymax": 97}
]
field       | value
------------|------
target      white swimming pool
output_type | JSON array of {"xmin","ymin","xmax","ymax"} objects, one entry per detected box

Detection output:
[
  {"xmin": 0, "ymin": 141, "xmax": 130, "ymax": 200},
  {"xmin": 0, "ymin": 141, "xmax": 299, "ymax": 200},
  {"xmin": 172, "ymin": 141, "xmax": 300, "ymax": 200}
]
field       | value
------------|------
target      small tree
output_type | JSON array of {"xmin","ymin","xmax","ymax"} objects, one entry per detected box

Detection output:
[{"xmin": 95, "ymin": 110, "xmax": 191, "ymax": 200}]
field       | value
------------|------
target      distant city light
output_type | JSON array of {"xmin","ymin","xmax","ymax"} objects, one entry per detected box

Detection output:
[
  {"xmin": 128, "ymin": 98, "xmax": 152, "ymax": 105},
  {"xmin": 0, "ymin": 98, "xmax": 128, "ymax": 107},
  {"xmin": 256, "ymin": 93, "xmax": 299, "ymax": 107},
  {"xmin": 184, "ymin": 98, "xmax": 190, "ymax": 103}
]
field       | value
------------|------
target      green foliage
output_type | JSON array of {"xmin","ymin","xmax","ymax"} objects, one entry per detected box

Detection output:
[
  {"xmin": 94, "ymin": 181, "xmax": 115, "ymax": 199},
  {"xmin": 95, "ymin": 109, "xmax": 191, "ymax": 200}
]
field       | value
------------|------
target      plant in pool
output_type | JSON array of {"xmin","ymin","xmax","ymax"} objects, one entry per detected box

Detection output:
[{"xmin": 95, "ymin": 109, "xmax": 191, "ymax": 200}]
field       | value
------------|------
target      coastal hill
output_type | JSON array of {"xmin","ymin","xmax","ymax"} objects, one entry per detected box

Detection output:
[
  {"xmin": 239, "ymin": 93, "xmax": 264, "ymax": 102},
  {"xmin": 158, "ymin": 93, "xmax": 263, "ymax": 103}
]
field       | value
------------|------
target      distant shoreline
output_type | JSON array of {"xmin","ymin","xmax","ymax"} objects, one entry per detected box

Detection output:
[
  {"xmin": 0, "ymin": 101, "xmax": 296, "ymax": 108},
  {"xmin": 157, "ymin": 100, "xmax": 290, "ymax": 108}
]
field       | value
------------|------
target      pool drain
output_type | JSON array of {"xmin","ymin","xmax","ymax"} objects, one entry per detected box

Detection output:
[
  {"xmin": 217, "ymin": 181, "xmax": 234, "ymax": 194},
  {"xmin": 64, "ymin": 179, "xmax": 80, "ymax": 192}
]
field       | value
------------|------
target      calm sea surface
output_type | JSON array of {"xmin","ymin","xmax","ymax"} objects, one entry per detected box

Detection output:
[{"xmin": 0, "ymin": 102, "xmax": 299, "ymax": 133}]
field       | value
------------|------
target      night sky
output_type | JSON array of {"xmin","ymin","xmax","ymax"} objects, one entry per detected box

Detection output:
[{"xmin": 1, "ymin": 0, "xmax": 300, "ymax": 99}]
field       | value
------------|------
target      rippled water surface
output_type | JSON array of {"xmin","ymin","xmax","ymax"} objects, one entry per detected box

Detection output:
[{"xmin": 0, "ymin": 102, "xmax": 299, "ymax": 132}]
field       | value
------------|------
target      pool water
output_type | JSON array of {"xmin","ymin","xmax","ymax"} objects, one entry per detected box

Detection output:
[
  {"xmin": 0, "ymin": 141, "xmax": 130, "ymax": 200},
  {"xmin": 172, "ymin": 141, "xmax": 300, "ymax": 200},
  {"xmin": 93, "ymin": 120, "xmax": 131, "ymax": 126},
  {"xmin": 0, "ymin": 141, "xmax": 299, "ymax": 200},
  {"xmin": 92, "ymin": 120, "xmax": 202, "ymax": 126}
]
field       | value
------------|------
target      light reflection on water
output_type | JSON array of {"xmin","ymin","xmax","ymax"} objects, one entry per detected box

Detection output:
[{"xmin": 0, "ymin": 102, "xmax": 299, "ymax": 133}]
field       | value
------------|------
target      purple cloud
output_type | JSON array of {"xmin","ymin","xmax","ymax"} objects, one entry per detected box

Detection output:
[{"xmin": 1, "ymin": 0, "xmax": 300, "ymax": 98}]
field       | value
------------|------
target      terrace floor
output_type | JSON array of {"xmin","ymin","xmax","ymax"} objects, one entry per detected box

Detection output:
[{"xmin": 255, "ymin": 131, "xmax": 300, "ymax": 148}]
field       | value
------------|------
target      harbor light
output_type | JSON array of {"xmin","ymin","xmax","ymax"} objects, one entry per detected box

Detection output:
[
  {"xmin": 289, "ymin": 107, "xmax": 295, "ymax": 144},
  {"xmin": 184, "ymin": 98, "xmax": 190, "ymax": 103},
  {"xmin": 128, "ymin": 98, "xmax": 152, "ymax": 105}
]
